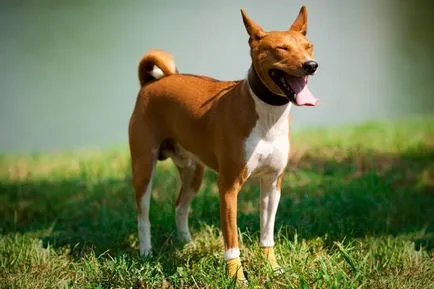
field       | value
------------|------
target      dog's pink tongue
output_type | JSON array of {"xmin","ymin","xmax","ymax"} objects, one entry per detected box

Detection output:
[{"xmin": 287, "ymin": 76, "xmax": 319, "ymax": 106}]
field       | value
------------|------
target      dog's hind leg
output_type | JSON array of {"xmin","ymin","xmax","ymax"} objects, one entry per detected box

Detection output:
[
  {"xmin": 160, "ymin": 140, "xmax": 204, "ymax": 242},
  {"xmin": 132, "ymin": 154, "xmax": 157, "ymax": 256},
  {"xmin": 174, "ymin": 161, "xmax": 204, "ymax": 242},
  {"xmin": 129, "ymin": 123, "xmax": 158, "ymax": 256}
]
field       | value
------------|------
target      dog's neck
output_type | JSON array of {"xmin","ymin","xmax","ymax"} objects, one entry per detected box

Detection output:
[
  {"xmin": 247, "ymin": 65, "xmax": 290, "ymax": 106},
  {"xmin": 246, "ymin": 69, "xmax": 291, "ymax": 134}
]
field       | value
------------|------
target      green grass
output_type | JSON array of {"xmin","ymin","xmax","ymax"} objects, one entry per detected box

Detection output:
[{"xmin": 1, "ymin": 117, "xmax": 433, "ymax": 288}]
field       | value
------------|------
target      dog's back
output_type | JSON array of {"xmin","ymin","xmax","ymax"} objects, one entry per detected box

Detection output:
[{"xmin": 131, "ymin": 51, "xmax": 256, "ymax": 171}]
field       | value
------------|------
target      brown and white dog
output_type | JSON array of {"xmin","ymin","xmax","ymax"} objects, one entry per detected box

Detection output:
[{"xmin": 128, "ymin": 6, "xmax": 318, "ymax": 282}]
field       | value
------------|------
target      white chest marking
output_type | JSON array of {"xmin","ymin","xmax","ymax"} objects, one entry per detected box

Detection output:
[{"xmin": 244, "ymin": 84, "xmax": 291, "ymax": 178}]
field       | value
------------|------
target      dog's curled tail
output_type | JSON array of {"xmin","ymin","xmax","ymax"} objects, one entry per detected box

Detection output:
[{"xmin": 138, "ymin": 49, "xmax": 177, "ymax": 87}]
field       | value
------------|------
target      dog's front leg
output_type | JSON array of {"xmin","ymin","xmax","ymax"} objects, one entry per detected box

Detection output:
[
  {"xmin": 218, "ymin": 173, "xmax": 248, "ymax": 282},
  {"xmin": 259, "ymin": 173, "xmax": 283, "ymax": 272}
]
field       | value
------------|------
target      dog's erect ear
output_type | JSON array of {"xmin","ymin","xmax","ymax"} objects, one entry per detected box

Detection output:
[
  {"xmin": 241, "ymin": 9, "xmax": 265, "ymax": 41},
  {"xmin": 290, "ymin": 5, "xmax": 308, "ymax": 35}
]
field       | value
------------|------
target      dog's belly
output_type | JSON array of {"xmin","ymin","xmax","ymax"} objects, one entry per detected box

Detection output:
[{"xmin": 159, "ymin": 137, "xmax": 218, "ymax": 171}]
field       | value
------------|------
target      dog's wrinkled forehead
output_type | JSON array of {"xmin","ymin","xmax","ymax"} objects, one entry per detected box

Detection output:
[{"xmin": 259, "ymin": 31, "xmax": 311, "ymax": 49}]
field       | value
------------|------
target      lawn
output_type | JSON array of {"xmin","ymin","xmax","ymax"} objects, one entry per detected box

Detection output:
[{"xmin": 0, "ymin": 118, "xmax": 433, "ymax": 288}]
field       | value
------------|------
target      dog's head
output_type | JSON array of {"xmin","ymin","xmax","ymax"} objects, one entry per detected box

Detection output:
[{"xmin": 242, "ymin": 6, "xmax": 318, "ymax": 106}]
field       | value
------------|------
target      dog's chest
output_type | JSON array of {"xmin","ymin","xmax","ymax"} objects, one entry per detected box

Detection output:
[{"xmin": 244, "ymin": 100, "xmax": 290, "ymax": 178}]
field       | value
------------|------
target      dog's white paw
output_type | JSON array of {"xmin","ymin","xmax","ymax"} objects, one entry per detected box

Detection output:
[
  {"xmin": 274, "ymin": 267, "xmax": 284, "ymax": 275},
  {"xmin": 178, "ymin": 231, "xmax": 192, "ymax": 243},
  {"xmin": 140, "ymin": 247, "xmax": 152, "ymax": 257}
]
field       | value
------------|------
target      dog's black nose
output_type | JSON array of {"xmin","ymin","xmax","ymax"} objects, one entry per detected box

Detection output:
[{"xmin": 303, "ymin": 60, "xmax": 318, "ymax": 74}]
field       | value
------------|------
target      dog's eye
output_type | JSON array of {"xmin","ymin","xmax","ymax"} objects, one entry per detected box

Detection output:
[
  {"xmin": 305, "ymin": 43, "xmax": 313, "ymax": 50},
  {"xmin": 276, "ymin": 46, "xmax": 289, "ymax": 51}
]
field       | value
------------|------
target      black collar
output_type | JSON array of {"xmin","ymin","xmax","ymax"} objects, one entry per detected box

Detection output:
[{"xmin": 247, "ymin": 65, "xmax": 290, "ymax": 106}]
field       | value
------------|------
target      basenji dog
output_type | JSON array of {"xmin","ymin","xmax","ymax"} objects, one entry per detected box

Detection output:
[{"xmin": 128, "ymin": 6, "xmax": 318, "ymax": 282}]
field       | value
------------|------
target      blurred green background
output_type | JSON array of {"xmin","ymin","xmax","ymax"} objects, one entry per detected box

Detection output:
[{"xmin": 0, "ymin": 0, "xmax": 433, "ymax": 152}]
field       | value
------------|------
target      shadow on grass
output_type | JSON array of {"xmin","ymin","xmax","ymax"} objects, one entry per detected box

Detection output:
[
  {"xmin": 0, "ymin": 146, "xmax": 433, "ymax": 266},
  {"xmin": 237, "ymin": 146, "xmax": 434, "ymax": 250}
]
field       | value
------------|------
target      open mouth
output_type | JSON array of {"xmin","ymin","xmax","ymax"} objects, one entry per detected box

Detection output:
[{"xmin": 269, "ymin": 69, "xmax": 318, "ymax": 106}]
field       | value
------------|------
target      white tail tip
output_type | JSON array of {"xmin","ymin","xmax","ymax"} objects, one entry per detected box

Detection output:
[{"xmin": 150, "ymin": 66, "xmax": 165, "ymax": 79}]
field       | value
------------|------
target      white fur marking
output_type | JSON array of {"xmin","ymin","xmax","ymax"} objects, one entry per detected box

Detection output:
[
  {"xmin": 138, "ymin": 165, "xmax": 155, "ymax": 256},
  {"xmin": 176, "ymin": 204, "xmax": 192, "ymax": 242},
  {"xmin": 224, "ymin": 248, "xmax": 240, "ymax": 260},
  {"xmin": 150, "ymin": 65, "xmax": 164, "ymax": 79},
  {"xmin": 138, "ymin": 191, "xmax": 152, "ymax": 255},
  {"xmin": 259, "ymin": 176, "xmax": 281, "ymax": 247},
  {"xmin": 244, "ymin": 83, "xmax": 291, "ymax": 178}
]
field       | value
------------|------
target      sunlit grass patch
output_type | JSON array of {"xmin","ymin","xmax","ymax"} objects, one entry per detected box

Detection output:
[{"xmin": 1, "ymin": 117, "xmax": 433, "ymax": 288}]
